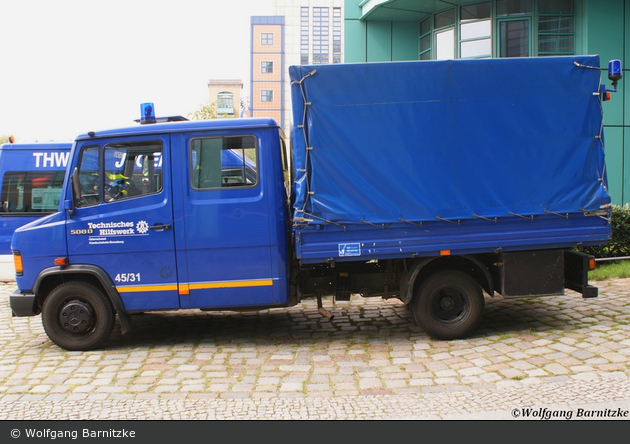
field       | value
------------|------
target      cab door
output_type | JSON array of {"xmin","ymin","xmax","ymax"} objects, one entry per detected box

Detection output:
[
  {"xmin": 66, "ymin": 134, "xmax": 179, "ymax": 311},
  {"xmin": 176, "ymin": 130, "xmax": 278, "ymax": 309}
]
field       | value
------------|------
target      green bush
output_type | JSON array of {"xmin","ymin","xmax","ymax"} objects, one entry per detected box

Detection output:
[{"xmin": 583, "ymin": 204, "xmax": 630, "ymax": 258}]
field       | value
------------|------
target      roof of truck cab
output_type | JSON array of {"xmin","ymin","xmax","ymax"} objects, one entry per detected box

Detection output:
[
  {"xmin": 76, "ymin": 117, "xmax": 280, "ymax": 140},
  {"xmin": 0, "ymin": 142, "xmax": 72, "ymax": 150}
]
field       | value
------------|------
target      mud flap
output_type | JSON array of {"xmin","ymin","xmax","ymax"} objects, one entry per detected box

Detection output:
[{"xmin": 564, "ymin": 250, "xmax": 598, "ymax": 298}]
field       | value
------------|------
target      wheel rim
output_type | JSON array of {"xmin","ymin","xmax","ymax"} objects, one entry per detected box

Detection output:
[
  {"xmin": 58, "ymin": 300, "xmax": 94, "ymax": 334},
  {"xmin": 428, "ymin": 286, "xmax": 469, "ymax": 325}
]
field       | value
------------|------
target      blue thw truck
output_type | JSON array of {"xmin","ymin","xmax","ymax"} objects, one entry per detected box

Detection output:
[
  {"xmin": 0, "ymin": 143, "xmax": 71, "ymax": 280},
  {"xmin": 9, "ymin": 55, "xmax": 620, "ymax": 350}
]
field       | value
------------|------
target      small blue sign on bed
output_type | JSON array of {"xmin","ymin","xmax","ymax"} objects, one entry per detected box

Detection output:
[{"xmin": 339, "ymin": 243, "xmax": 361, "ymax": 257}]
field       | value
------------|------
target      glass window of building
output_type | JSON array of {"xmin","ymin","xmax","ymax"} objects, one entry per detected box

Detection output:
[
  {"xmin": 333, "ymin": 7, "xmax": 342, "ymax": 63},
  {"xmin": 419, "ymin": 17, "xmax": 431, "ymax": 60},
  {"xmin": 301, "ymin": 7, "xmax": 309, "ymax": 64},
  {"xmin": 435, "ymin": 9, "xmax": 455, "ymax": 60},
  {"xmin": 261, "ymin": 33, "xmax": 273, "ymax": 45},
  {"xmin": 217, "ymin": 92, "xmax": 234, "ymax": 116},
  {"xmin": 497, "ymin": 0, "xmax": 532, "ymax": 57},
  {"xmin": 499, "ymin": 20, "xmax": 530, "ymax": 57},
  {"xmin": 313, "ymin": 7, "xmax": 329, "ymax": 64},
  {"xmin": 435, "ymin": 8, "xmax": 456, "ymax": 29},
  {"xmin": 261, "ymin": 90, "xmax": 273, "ymax": 102},
  {"xmin": 261, "ymin": 61, "xmax": 273, "ymax": 74},
  {"xmin": 496, "ymin": 0, "xmax": 532, "ymax": 16},
  {"xmin": 423, "ymin": 0, "xmax": 574, "ymax": 60},
  {"xmin": 538, "ymin": 0, "xmax": 574, "ymax": 55},
  {"xmin": 460, "ymin": 2, "xmax": 491, "ymax": 59}
]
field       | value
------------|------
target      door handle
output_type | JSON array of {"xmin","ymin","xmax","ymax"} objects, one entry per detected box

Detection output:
[{"xmin": 149, "ymin": 224, "xmax": 172, "ymax": 230}]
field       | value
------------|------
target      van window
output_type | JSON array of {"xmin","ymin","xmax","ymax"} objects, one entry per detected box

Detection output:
[
  {"xmin": 75, "ymin": 142, "xmax": 163, "ymax": 207},
  {"xmin": 279, "ymin": 132, "xmax": 290, "ymax": 198},
  {"xmin": 103, "ymin": 142, "xmax": 163, "ymax": 202},
  {"xmin": 1, "ymin": 170, "xmax": 66, "ymax": 214},
  {"xmin": 191, "ymin": 136, "xmax": 257, "ymax": 189},
  {"xmin": 75, "ymin": 146, "xmax": 100, "ymax": 208}
]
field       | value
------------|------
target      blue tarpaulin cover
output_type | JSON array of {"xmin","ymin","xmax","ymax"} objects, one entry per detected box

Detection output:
[{"xmin": 289, "ymin": 56, "xmax": 610, "ymax": 225}]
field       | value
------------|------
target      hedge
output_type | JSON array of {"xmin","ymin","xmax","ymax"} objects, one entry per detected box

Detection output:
[{"xmin": 583, "ymin": 204, "xmax": 630, "ymax": 258}]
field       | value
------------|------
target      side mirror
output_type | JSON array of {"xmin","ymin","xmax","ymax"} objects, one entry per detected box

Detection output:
[
  {"xmin": 64, "ymin": 199, "xmax": 73, "ymax": 217},
  {"xmin": 69, "ymin": 167, "xmax": 82, "ymax": 217}
]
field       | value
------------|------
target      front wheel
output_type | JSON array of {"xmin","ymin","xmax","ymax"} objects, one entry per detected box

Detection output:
[
  {"xmin": 411, "ymin": 270, "xmax": 484, "ymax": 340},
  {"xmin": 41, "ymin": 282, "xmax": 115, "ymax": 351}
]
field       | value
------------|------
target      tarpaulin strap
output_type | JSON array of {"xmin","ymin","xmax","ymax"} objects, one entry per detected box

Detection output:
[
  {"xmin": 293, "ymin": 211, "xmax": 345, "ymax": 227},
  {"xmin": 573, "ymin": 61, "xmax": 600, "ymax": 70},
  {"xmin": 576, "ymin": 60, "xmax": 609, "ymax": 194},
  {"xmin": 292, "ymin": 70, "xmax": 317, "ymax": 215},
  {"xmin": 596, "ymin": 76, "xmax": 609, "ymax": 193},
  {"xmin": 291, "ymin": 69, "xmax": 317, "ymax": 85}
]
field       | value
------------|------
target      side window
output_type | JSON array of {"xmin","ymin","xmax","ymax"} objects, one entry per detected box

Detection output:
[
  {"xmin": 1, "ymin": 170, "xmax": 66, "ymax": 213},
  {"xmin": 74, "ymin": 142, "xmax": 163, "ymax": 207},
  {"xmin": 75, "ymin": 146, "xmax": 100, "ymax": 208},
  {"xmin": 103, "ymin": 142, "xmax": 163, "ymax": 202},
  {"xmin": 191, "ymin": 136, "xmax": 257, "ymax": 190},
  {"xmin": 279, "ymin": 133, "xmax": 291, "ymax": 197}
]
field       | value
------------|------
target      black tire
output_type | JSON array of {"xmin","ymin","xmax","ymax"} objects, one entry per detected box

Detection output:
[
  {"xmin": 411, "ymin": 270, "xmax": 484, "ymax": 340},
  {"xmin": 41, "ymin": 281, "xmax": 115, "ymax": 351}
]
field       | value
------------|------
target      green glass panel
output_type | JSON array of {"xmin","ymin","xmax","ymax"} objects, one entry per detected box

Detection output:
[
  {"xmin": 497, "ymin": 0, "xmax": 532, "ymax": 16},
  {"xmin": 538, "ymin": 0, "xmax": 574, "ymax": 14},
  {"xmin": 435, "ymin": 9, "xmax": 455, "ymax": 28}
]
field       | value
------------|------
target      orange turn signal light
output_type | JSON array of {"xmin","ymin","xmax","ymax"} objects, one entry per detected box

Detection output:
[
  {"xmin": 440, "ymin": 250, "xmax": 451, "ymax": 256},
  {"xmin": 13, "ymin": 251, "xmax": 23, "ymax": 276},
  {"xmin": 589, "ymin": 258, "xmax": 596, "ymax": 270},
  {"xmin": 54, "ymin": 257, "xmax": 67, "ymax": 266}
]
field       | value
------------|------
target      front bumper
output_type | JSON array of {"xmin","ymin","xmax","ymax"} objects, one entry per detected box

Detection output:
[{"xmin": 10, "ymin": 289, "xmax": 37, "ymax": 316}]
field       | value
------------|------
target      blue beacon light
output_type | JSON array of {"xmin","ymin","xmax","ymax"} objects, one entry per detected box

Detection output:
[
  {"xmin": 140, "ymin": 103, "xmax": 156, "ymax": 124},
  {"xmin": 608, "ymin": 59, "xmax": 622, "ymax": 87},
  {"xmin": 599, "ymin": 59, "xmax": 623, "ymax": 101}
]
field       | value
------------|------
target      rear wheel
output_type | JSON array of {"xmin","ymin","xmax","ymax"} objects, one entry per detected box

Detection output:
[
  {"xmin": 41, "ymin": 281, "xmax": 115, "ymax": 351},
  {"xmin": 411, "ymin": 270, "xmax": 484, "ymax": 340}
]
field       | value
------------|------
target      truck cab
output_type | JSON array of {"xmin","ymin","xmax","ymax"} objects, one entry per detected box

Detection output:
[{"xmin": 10, "ymin": 117, "xmax": 292, "ymax": 350}]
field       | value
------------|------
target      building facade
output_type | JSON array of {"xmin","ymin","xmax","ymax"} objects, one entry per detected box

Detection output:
[
  {"xmin": 251, "ymin": 0, "xmax": 345, "ymax": 134},
  {"xmin": 250, "ymin": 16, "xmax": 285, "ymax": 127},
  {"xmin": 344, "ymin": 0, "xmax": 629, "ymax": 206},
  {"xmin": 207, "ymin": 80, "xmax": 244, "ymax": 118}
]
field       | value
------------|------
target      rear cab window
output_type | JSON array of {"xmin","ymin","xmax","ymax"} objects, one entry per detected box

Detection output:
[{"xmin": 190, "ymin": 135, "xmax": 258, "ymax": 190}]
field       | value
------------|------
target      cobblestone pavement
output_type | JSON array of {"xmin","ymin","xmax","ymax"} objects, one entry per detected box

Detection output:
[{"xmin": 0, "ymin": 279, "xmax": 629, "ymax": 420}]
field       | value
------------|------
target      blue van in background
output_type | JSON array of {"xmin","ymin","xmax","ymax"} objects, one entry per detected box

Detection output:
[{"xmin": 0, "ymin": 143, "xmax": 71, "ymax": 280}]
